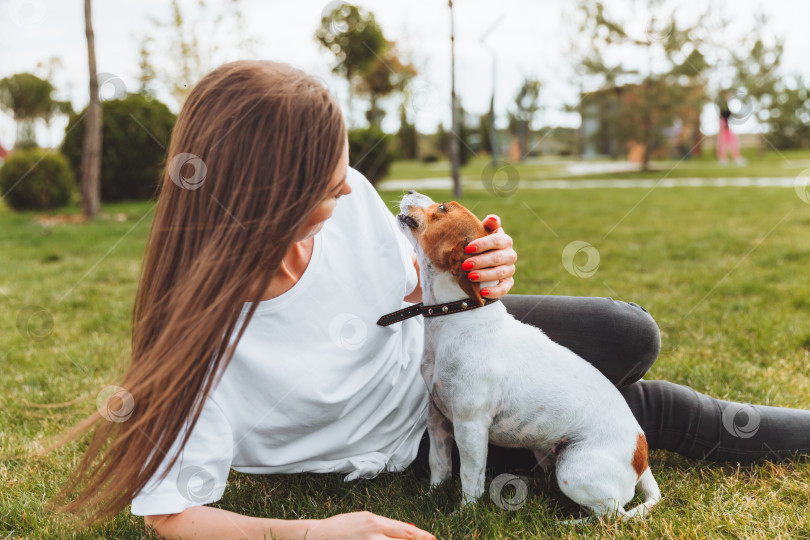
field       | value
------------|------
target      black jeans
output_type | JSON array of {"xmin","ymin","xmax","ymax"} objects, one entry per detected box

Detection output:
[{"xmin": 410, "ymin": 295, "xmax": 810, "ymax": 475}]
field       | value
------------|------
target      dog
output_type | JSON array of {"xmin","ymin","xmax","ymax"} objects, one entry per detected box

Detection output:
[{"xmin": 394, "ymin": 191, "xmax": 661, "ymax": 521}]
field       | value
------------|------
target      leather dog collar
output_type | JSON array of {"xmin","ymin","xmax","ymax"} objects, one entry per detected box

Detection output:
[{"xmin": 376, "ymin": 297, "xmax": 499, "ymax": 327}]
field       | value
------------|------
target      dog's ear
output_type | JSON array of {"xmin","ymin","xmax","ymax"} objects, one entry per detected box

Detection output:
[{"xmin": 449, "ymin": 239, "xmax": 484, "ymax": 307}]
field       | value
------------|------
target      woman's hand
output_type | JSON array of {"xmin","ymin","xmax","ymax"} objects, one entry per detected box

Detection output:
[
  {"xmin": 463, "ymin": 214, "xmax": 516, "ymax": 299},
  {"xmin": 310, "ymin": 511, "xmax": 436, "ymax": 540}
]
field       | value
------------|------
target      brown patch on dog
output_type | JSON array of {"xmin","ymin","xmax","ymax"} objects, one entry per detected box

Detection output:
[
  {"xmin": 412, "ymin": 201, "xmax": 488, "ymax": 306},
  {"xmin": 632, "ymin": 433, "xmax": 648, "ymax": 478}
]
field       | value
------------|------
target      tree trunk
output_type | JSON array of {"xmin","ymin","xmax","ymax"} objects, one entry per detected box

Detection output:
[
  {"xmin": 81, "ymin": 0, "xmax": 102, "ymax": 218},
  {"xmin": 448, "ymin": 0, "xmax": 462, "ymax": 198}
]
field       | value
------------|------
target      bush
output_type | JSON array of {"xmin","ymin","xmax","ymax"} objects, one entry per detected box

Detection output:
[
  {"xmin": 348, "ymin": 127, "xmax": 393, "ymax": 186},
  {"xmin": 61, "ymin": 93, "xmax": 176, "ymax": 201},
  {"xmin": 0, "ymin": 148, "xmax": 75, "ymax": 210}
]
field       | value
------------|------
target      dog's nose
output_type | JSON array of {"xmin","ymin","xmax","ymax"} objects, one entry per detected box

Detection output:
[{"xmin": 407, "ymin": 190, "xmax": 415, "ymax": 194}]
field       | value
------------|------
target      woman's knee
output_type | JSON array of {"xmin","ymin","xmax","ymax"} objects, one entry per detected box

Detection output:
[{"xmin": 605, "ymin": 299, "xmax": 661, "ymax": 385}]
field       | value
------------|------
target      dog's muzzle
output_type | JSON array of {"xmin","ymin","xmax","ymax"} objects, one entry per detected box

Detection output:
[{"xmin": 397, "ymin": 213, "xmax": 419, "ymax": 229}]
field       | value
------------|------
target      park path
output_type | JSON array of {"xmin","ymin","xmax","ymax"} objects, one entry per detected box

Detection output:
[{"xmin": 377, "ymin": 176, "xmax": 802, "ymax": 191}]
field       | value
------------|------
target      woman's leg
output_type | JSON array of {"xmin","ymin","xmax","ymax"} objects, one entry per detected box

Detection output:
[
  {"xmin": 727, "ymin": 127, "xmax": 742, "ymax": 161},
  {"xmin": 620, "ymin": 381, "xmax": 810, "ymax": 463},
  {"xmin": 500, "ymin": 294, "xmax": 810, "ymax": 464},
  {"xmin": 717, "ymin": 121, "xmax": 728, "ymax": 162},
  {"xmin": 500, "ymin": 295, "xmax": 661, "ymax": 386}
]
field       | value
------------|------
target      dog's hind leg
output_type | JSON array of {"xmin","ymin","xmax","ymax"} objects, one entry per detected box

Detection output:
[
  {"xmin": 426, "ymin": 399, "xmax": 454, "ymax": 488},
  {"xmin": 554, "ymin": 449, "xmax": 638, "ymax": 521},
  {"xmin": 623, "ymin": 467, "xmax": 660, "ymax": 518},
  {"xmin": 453, "ymin": 419, "xmax": 490, "ymax": 506}
]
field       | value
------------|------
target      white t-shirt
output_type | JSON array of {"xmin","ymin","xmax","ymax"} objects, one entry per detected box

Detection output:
[{"xmin": 131, "ymin": 167, "xmax": 428, "ymax": 516}]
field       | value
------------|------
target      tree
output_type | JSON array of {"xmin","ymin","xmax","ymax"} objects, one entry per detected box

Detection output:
[
  {"xmin": 729, "ymin": 13, "xmax": 810, "ymax": 149},
  {"xmin": 573, "ymin": 0, "xmax": 711, "ymax": 169},
  {"xmin": 144, "ymin": 0, "xmax": 257, "ymax": 107},
  {"xmin": 316, "ymin": 4, "xmax": 415, "ymax": 129},
  {"xmin": 137, "ymin": 36, "xmax": 158, "ymax": 96},
  {"xmin": 507, "ymin": 78, "xmax": 542, "ymax": 159},
  {"xmin": 0, "ymin": 73, "xmax": 71, "ymax": 148},
  {"xmin": 62, "ymin": 94, "xmax": 177, "ymax": 201},
  {"xmin": 764, "ymin": 78, "xmax": 810, "ymax": 149},
  {"xmin": 81, "ymin": 0, "xmax": 102, "ymax": 217},
  {"xmin": 355, "ymin": 45, "xmax": 417, "ymax": 128},
  {"xmin": 396, "ymin": 104, "xmax": 418, "ymax": 160},
  {"xmin": 316, "ymin": 4, "xmax": 386, "ymax": 126}
]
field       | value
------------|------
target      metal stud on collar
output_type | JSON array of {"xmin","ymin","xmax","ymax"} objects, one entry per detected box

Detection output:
[
  {"xmin": 461, "ymin": 302, "xmax": 468, "ymax": 309},
  {"xmin": 428, "ymin": 308, "xmax": 433, "ymax": 315},
  {"xmin": 442, "ymin": 305, "xmax": 449, "ymax": 313}
]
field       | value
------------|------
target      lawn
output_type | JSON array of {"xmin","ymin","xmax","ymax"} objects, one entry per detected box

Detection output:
[
  {"xmin": 387, "ymin": 148, "xmax": 810, "ymax": 184},
  {"xmin": 1, "ymin": 184, "xmax": 809, "ymax": 539}
]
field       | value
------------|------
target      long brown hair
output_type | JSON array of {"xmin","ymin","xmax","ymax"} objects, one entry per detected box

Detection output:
[{"xmin": 49, "ymin": 60, "xmax": 347, "ymax": 522}]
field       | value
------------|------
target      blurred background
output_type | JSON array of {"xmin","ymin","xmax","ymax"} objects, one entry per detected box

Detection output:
[
  {"xmin": 2, "ymin": 0, "xmax": 810, "ymax": 211},
  {"xmin": 3, "ymin": 4, "xmax": 810, "ymax": 537}
]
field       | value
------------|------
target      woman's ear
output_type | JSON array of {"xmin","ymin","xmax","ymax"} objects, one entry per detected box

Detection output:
[{"xmin": 449, "ymin": 239, "xmax": 484, "ymax": 306}]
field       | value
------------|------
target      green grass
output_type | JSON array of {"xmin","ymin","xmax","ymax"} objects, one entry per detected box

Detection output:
[
  {"xmin": 2, "ymin": 185, "xmax": 810, "ymax": 538},
  {"xmin": 387, "ymin": 149, "xmax": 810, "ymax": 183}
]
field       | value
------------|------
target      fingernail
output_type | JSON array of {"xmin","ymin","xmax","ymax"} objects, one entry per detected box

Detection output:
[
  {"xmin": 462, "ymin": 261, "xmax": 474, "ymax": 271},
  {"xmin": 465, "ymin": 245, "xmax": 477, "ymax": 253},
  {"xmin": 407, "ymin": 523, "xmax": 414, "ymax": 526},
  {"xmin": 468, "ymin": 272, "xmax": 479, "ymax": 280},
  {"xmin": 481, "ymin": 288, "xmax": 490, "ymax": 296}
]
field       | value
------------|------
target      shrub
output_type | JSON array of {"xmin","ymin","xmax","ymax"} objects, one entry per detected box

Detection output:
[
  {"xmin": 61, "ymin": 93, "xmax": 176, "ymax": 201},
  {"xmin": 0, "ymin": 148, "xmax": 75, "ymax": 210},
  {"xmin": 348, "ymin": 127, "xmax": 393, "ymax": 186}
]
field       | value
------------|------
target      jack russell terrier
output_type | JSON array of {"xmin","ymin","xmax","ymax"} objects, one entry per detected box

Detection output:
[{"xmin": 378, "ymin": 191, "xmax": 661, "ymax": 521}]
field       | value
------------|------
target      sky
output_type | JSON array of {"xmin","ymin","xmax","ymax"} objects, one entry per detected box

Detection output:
[{"xmin": 2, "ymin": 0, "xmax": 810, "ymax": 148}]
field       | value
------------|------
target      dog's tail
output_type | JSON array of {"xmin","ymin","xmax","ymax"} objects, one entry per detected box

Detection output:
[{"xmin": 624, "ymin": 467, "xmax": 661, "ymax": 518}]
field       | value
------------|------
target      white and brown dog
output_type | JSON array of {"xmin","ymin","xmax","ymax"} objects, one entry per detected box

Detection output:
[{"xmin": 394, "ymin": 191, "xmax": 661, "ymax": 521}]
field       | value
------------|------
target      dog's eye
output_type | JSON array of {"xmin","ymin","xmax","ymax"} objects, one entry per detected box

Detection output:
[{"xmin": 438, "ymin": 204, "xmax": 447, "ymax": 212}]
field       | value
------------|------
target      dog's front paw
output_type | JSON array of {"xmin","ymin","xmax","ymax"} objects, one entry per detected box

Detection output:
[
  {"xmin": 429, "ymin": 471, "xmax": 450, "ymax": 489},
  {"xmin": 461, "ymin": 491, "xmax": 482, "ymax": 507}
]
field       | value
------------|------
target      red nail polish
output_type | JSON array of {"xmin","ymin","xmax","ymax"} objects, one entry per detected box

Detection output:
[
  {"xmin": 465, "ymin": 245, "xmax": 477, "ymax": 253},
  {"xmin": 407, "ymin": 523, "xmax": 415, "ymax": 526},
  {"xmin": 481, "ymin": 288, "xmax": 490, "ymax": 296},
  {"xmin": 462, "ymin": 261, "xmax": 474, "ymax": 270},
  {"xmin": 468, "ymin": 272, "xmax": 479, "ymax": 280}
]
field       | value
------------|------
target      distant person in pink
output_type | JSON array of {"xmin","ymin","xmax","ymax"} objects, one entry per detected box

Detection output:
[{"xmin": 717, "ymin": 90, "xmax": 745, "ymax": 166}]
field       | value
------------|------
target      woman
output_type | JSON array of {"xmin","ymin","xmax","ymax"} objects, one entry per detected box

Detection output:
[
  {"xmin": 717, "ymin": 90, "xmax": 745, "ymax": 166},
  {"xmin": 54, "ymin": 61, "xmax": 810, "ymax": 539}
]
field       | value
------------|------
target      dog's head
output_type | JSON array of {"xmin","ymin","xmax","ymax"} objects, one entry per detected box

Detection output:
[{"xmin": 397, "ymin": 191, "xmax": 488, "ymax": 306}]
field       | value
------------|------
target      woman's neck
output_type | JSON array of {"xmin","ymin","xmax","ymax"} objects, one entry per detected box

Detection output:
[{"xmin": 260, "ymin": 236, "xmax": 315, "ymax": 301}]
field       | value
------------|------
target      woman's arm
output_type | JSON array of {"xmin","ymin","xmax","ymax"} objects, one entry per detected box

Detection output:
[
  {"xmin": 404, "ymin": 253, "xmax": 423, "ymax": 303},
  {"xmin": 146, "ymin": 506, "xmax": 436, "ymax": 540}
]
